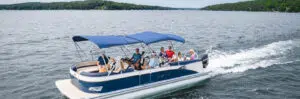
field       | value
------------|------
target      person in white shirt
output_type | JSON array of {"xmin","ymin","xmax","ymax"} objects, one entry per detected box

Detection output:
[{"xmin": 177, "ymin": 52, "xmax": 184, "ymax": 61}]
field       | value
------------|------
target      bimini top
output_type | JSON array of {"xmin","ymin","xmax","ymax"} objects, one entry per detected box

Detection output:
[
  {"xmin": 127, "ymin": 31, "xmax": 185, "ymax": 45},
  {"xmin": 72, "ymin": 35, "xmax": 140, "ymax": 48},
  {"xmin": 72, "ymin": 31, "xmax": 185, "ymax": 48}
]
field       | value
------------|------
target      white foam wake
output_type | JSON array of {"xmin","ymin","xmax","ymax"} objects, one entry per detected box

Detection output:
[{"xmin": 205, "ymin": 39, "xmax": 299, "ymax": 76}]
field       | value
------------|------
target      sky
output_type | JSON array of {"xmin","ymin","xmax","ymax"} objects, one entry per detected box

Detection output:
[{"xmin": 0, "ymin": 0, "xmax": 248, "ymax": 8}]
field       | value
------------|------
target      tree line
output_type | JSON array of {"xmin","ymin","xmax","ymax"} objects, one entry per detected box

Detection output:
[
  {"xmin": 201, "ymin": 0, "xmax": 300, "ymax": 12},
  {"xmin": 0, "ymin": 0, "xmax": 175, "ymax": 10}
]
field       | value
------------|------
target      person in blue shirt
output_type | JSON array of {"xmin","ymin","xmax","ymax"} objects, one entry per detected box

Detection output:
[
  {"xmin": 97, "ymin": 54, "xmax": 110, "ymax": 72},
  {"xmin": 130, "ymin": 48, "xmax": 142, "ymax": 70},
  {"xmin": 159, "ymin": 47, "xmax": 167, "ymax": 67},
  {"xmin": 98, "ymin": 54, "xmax": 109, "ymax": 65},
  {"xmin": 159, "ymin": 47, "xmax": 167, "ymax": 58}
]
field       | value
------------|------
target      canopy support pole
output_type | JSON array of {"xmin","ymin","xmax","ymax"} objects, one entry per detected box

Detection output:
[
  {"xmin": 74, "ymin": 42, "xmax": 83, "ymax": 62},
  {"xmin": 146, "ymin": 45, "xmax": 154, "ymax": 53},
  {"xmin": 169, "ymin": 40, "xmax": 174, "ymax": 50},
  {"xmin": 120, "ymin": 47, "xmax": 128, "ymax": 57},
  {"xmin": 121, "ymin": 34, "xmax": 133, "ymax": 58},
  {"xmin": 101, "ymin": 51, "xmax": 109, "ymax": 73},
  {"xmin": 90, "ymin": 50, "xmax": 94, "ymax": 61},
  {"xmin": 74, "ymin": 42, "xmax": 89, "ymax": 62},
  {"xmin": 145, "ymin": 45, "xmax": 155, "ymax": 82}
]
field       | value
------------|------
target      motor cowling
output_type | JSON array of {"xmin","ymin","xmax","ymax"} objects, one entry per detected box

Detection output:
[{"xmin": 200, "ymin": 54, "xmax": 209, "ymax": 68}]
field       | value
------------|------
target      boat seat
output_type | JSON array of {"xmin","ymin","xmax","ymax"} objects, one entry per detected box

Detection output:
[
  {"xmin": 75, "ymin": 61, "xmax": 99, "ymax": 73},
  {"xmin": 76, "ymin": 61, "xmax": 98, "ymax": 68},
  {"xmin": 76, "ymin": 61, "xmax": 135, "ymax": 77},
  {"xmin": 80, "ymin": 71, "xmax": 109, "ymax": 77},
  {"xmin": 76, "ymin": 65, "xmax": 98, "ymax": 73},
  {"xmin": 112, "ymin": 64, "xmax": 134, "ymax": 74}
]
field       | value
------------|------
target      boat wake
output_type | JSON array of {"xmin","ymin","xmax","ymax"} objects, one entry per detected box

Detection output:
[
  {"xmin": 125, "ymin": 40, "xmax": 300, "ymax": 99},
  {"xmin": 205, "ymin": 39, "xmax": 299, "ymax": 76}
]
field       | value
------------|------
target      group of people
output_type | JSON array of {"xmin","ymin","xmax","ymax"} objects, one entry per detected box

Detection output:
[
  {"xmin": 96, "ymin": 48, "xmax": 147, "ymax": 73},
  {"xmin": 158, "ymin": 46, "xmax": 197, "ymax": 64},
  {"xmin": 97, "ymin": 46, "xmax": 197, "ymax": 73}
]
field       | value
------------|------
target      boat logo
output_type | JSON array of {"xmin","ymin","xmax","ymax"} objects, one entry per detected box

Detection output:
[{"xmin": 89, "ymin": 86, "xmax": 103, "ymax": 91}]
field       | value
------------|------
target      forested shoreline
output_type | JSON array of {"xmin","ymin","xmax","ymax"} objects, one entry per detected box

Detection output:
[
  {"xmin": 0, "ymin": 0, "xmax": 176, "ymax": 10},
  {"xmin": 201, "ymin": 0, "xmax": 300, "ymax": 12}
]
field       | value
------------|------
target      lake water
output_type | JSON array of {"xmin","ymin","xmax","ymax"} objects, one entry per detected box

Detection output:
[{"xmin": 0, "ymin": 10, "xmax": 300, "ymax": 99}]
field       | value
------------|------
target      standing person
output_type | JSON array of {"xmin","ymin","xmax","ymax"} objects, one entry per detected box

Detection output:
[{"xmin": 130, "ymin": 48, "xmax": 142, "ymax": 70}]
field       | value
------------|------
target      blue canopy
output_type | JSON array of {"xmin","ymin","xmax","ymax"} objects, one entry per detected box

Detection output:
[
  {"xmin": 127, "ymin": 31, "xmax": 185, "ymax": 45},
  {"xmin": 72, "ymin": 35, "xmax": 140, "ymax": 48},
  {"xmin": 72, "ymin": 31, "xmax": 185, "ymax": 48}
]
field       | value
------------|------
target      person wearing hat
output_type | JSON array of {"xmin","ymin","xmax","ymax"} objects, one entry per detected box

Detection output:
[{"xmin": 130, "ymin": 48, "xmax": 142, "ymax": 70}]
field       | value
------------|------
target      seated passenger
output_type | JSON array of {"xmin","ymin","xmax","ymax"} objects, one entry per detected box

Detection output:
[
  {"xmin": 97, "ymin": 54, "xmax": 109, "ymax": 73},
  {"xmin": 177, "ymin": 51, "xmax": 184, "ymax": 61},
  {"xmin": 170, "ymin": 52, "xmax": 177, "ymax": 62},
  {"xmin": 159, "ymin": 47, "xmax": 167, "ymax": 58},
  {"xmin": 130, "ymin": 48, "xmax": 142, "ymax": 70},
  {"xmin": 149, "ymin": 51, "xmax": 159, "ymax": 68},
  {"xmin": 141, "ymin": 58, "xmax": 151, "ymax": 70},
  {"xmin": 112, "ymin": 58, "xmax": 126, "ymax": 73},
  {"xmin": 107, "ymin": 57, "xmax": 117, "ymax": 71},
  {"xmin": 121, "ymin": 58, "xmax": 135, "ymax": 70},
  {"xmin": 189, "ymin": 49, "xmax": 197, "ymax": 60},
  {"xmin": 159, "ymin": 47, "xmax": 167, "ymax": 66},
  {"xmin": 166, "ymin": 46, "xmax": 175, "ymax": 59},
  {"xmin": 166, "ymin": 46, "xmax": 176, "ymax": 62}
]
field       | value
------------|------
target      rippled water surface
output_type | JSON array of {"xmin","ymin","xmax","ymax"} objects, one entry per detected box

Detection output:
[{"xmin": 0, "ymin": 10, "xmax": 300, "ymax": 99}]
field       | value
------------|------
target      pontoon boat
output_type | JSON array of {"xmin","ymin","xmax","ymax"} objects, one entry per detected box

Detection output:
[{"xmin": 55, "ymin": 31, "xmax": 210, "ymax": 99}]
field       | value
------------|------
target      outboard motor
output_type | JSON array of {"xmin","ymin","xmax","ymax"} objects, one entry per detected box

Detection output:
[{"xmin": 200, "ymin": 54, "xmax": 209, "ymax": 68}]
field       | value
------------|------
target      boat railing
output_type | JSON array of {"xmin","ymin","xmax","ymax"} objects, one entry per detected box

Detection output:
[
  {"xmin": 169, "ymin": 59, "xmax": 201, "ymax": 66},
  {"xmin": 72, "ymin": 52, "xmax": 206, "ymax": 78},
  {"xmin": 107, "ymin": 56, "xmax": 121, "ymax": 76},
  {"xmin": 72, "ymin": 56, "xmax": 138, "ymax": 77}
]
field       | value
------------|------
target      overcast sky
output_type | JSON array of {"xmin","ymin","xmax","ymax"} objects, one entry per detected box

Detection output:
[{"xmin": 0, "ymin": 0, "xmax": 248, "ymax": 8}]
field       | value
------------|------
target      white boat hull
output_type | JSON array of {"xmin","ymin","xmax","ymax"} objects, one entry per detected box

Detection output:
[{"xmin": 55, "ymin": 72, "xmax": 211, "ymax": 99}]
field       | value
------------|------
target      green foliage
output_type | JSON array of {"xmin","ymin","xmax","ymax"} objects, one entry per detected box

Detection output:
[
  {"xmin": 201, "ymin": 0, "xmax": 300, "ymax": 12},
  {"xmin": 0, "ymin": 0, "xmax": 175, "ymax": 10}
]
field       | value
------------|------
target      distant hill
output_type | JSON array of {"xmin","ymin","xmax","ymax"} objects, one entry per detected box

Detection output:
[
  {"xmin": 0, "ymin": 0, "xmax": 176, "ymax": 10},
  {"xmin": 201, "ymin": 0, "xmax": 300, "ymax": 12}
]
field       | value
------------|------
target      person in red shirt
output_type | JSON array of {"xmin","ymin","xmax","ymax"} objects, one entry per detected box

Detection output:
[{"xmin": 166, "ymin": 46, "xmax": 175, "ymax": 59}]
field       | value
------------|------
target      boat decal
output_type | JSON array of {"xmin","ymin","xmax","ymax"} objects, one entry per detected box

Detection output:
[{"xmin": 89, "ymin": 86, "xmax": 103, "ymax": 92}]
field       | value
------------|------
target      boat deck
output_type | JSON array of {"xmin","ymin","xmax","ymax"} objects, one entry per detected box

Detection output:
[{"xmin": 55, "ymin": 79, "xmax": 100, "ymax": 99}]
